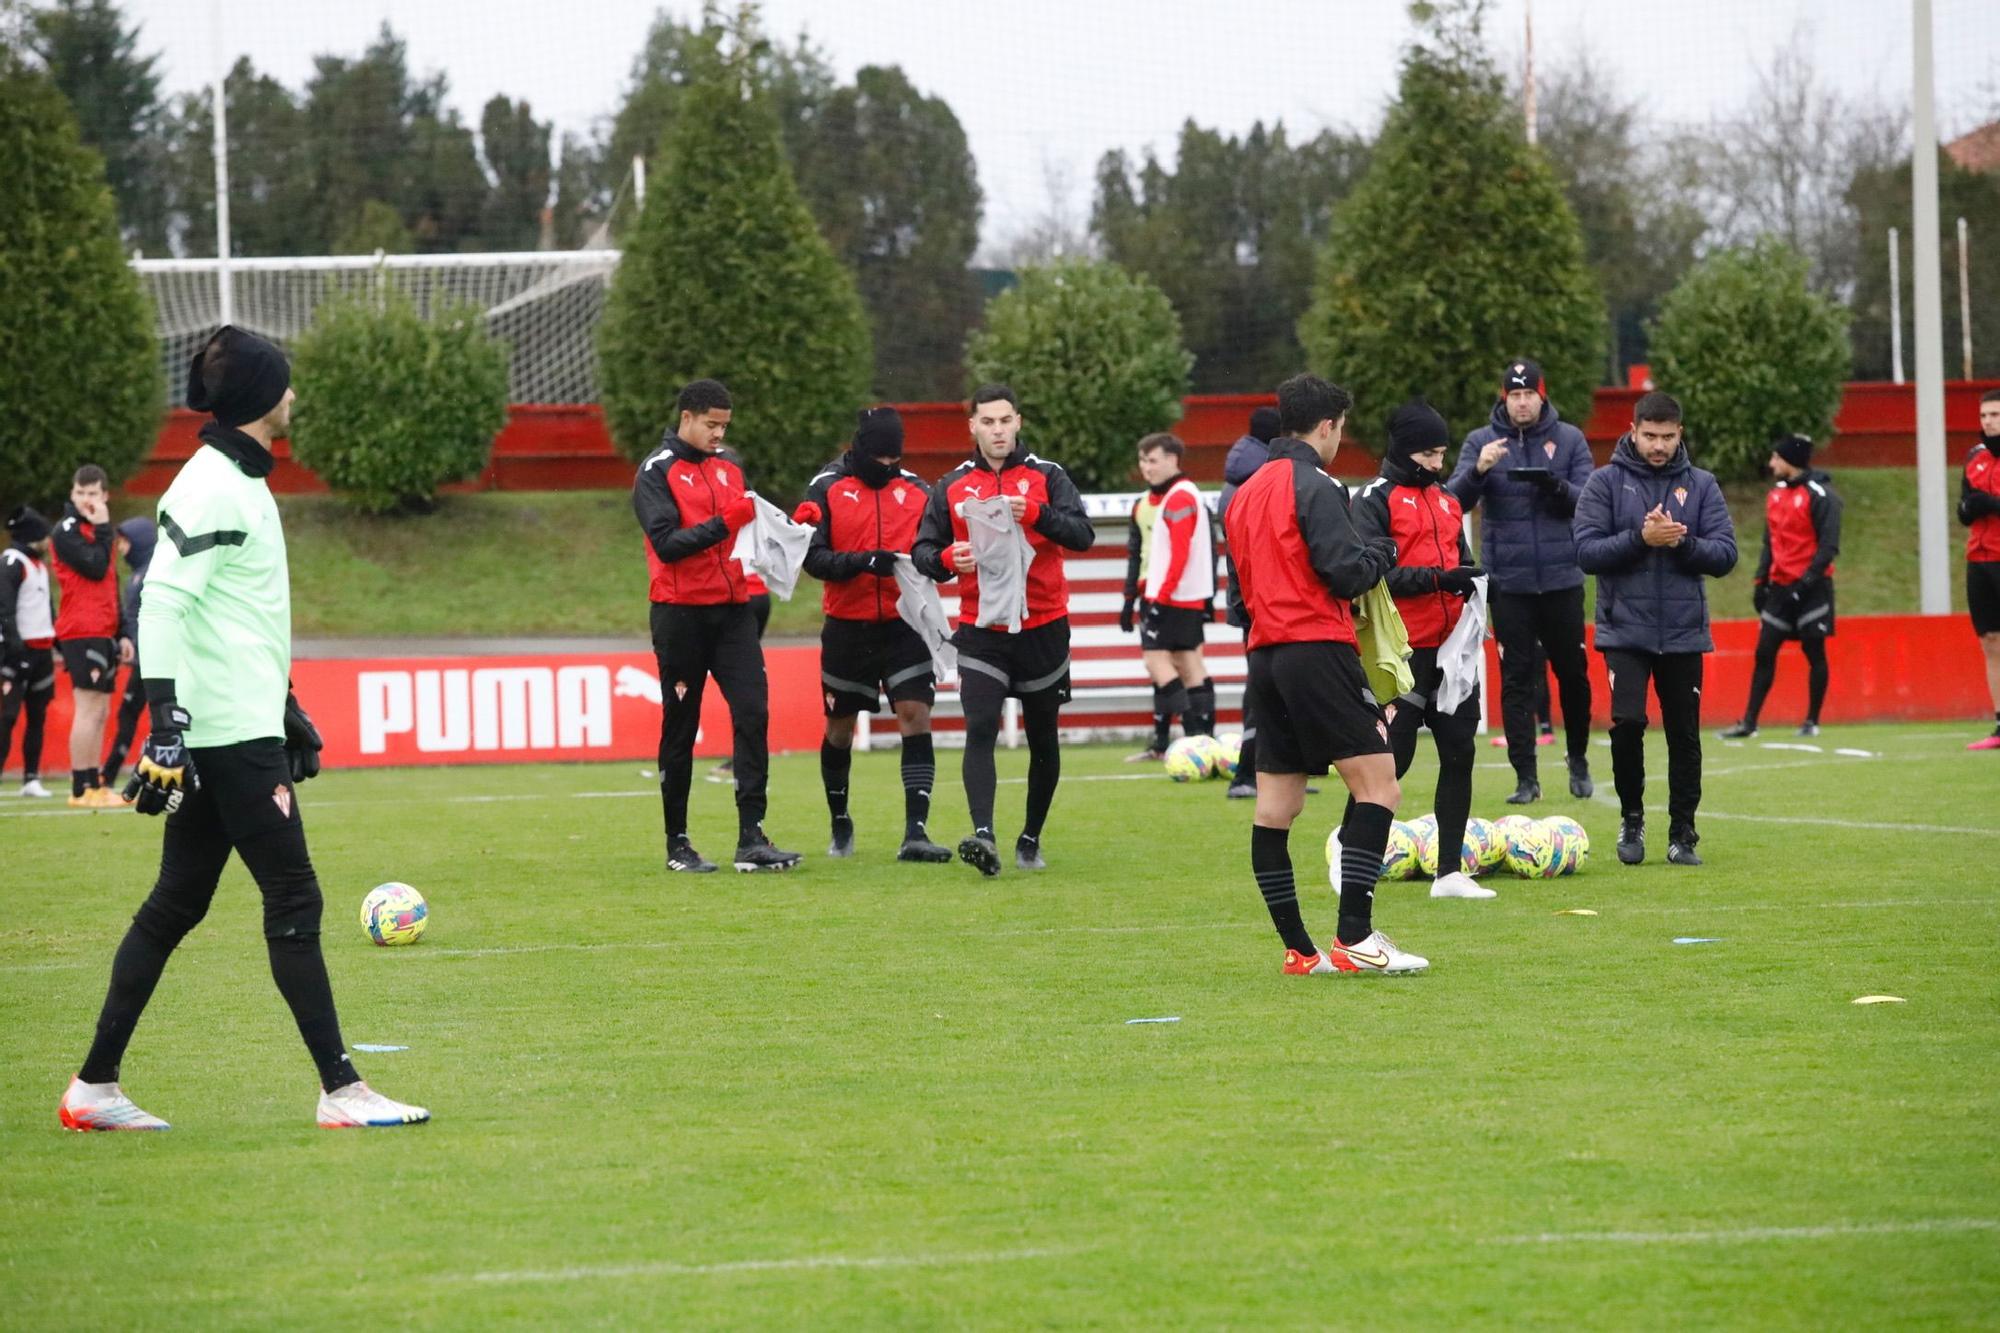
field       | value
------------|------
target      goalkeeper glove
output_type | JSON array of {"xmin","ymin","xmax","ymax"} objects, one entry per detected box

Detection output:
[
  {"xmin": 284, "ymin": 690, "xmax": 324, "ymax": 784},
  {"xmin": 125, "ymin": 701, "xmax": 197, "ymax": 816}
]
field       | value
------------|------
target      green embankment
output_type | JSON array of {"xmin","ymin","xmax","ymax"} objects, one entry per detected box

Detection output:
[{"xmin": 275, "ymin": 471, "xmax": 1960, "ymax": 641}]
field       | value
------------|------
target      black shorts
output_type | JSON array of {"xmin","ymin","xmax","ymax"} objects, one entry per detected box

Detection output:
[
  {"xmin": 1245, "ymin": 640, "xmax": 1389, "ymax": 775},
  {"xmin": 1970, "ymin": 562, "xmax": 2000, "ymax": 636},
  {"xmin": 58, "ymin": 637, "xmax": 118, "ymax": 693},
  {"xmin": 953, "ymin": 618, "xmax": 1072, "ymax": 702},
  {"xmin": 820, "ymin": 617, "xmax": 936, "ymax": 716},
  {"xmin": 1140, "ymin": 601, "xmax": 1208, "ymax": 652},
  {"xmin": 1761, "ymin": 580, "xmax": 1836, "ymax": 640}
]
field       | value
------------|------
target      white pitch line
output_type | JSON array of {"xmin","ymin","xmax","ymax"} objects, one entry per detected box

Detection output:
[
  {"xmin": 457, "ymin": 1245, "xmax": 1071, "ymax": 1285},
  {"xmin": 1486, "ymin": 1218, "xmax": 1998, "ymax": 1246}
]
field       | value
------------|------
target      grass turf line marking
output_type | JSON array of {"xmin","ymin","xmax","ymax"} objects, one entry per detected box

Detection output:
[
  {"xmin": 1486, "ymin": 1218, "xmax": 1998, "ymax": 1246},
  {"xmin": 456, "ymin": 1245, "xmax": 1072, "ymax": 1285}
]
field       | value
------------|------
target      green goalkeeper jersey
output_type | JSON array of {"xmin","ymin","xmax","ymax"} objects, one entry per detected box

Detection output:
[{"xmin": 138, "ymin": 442, "xmax": 291, "ymax": 747}]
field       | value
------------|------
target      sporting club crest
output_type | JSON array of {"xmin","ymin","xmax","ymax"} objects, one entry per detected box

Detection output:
[
  {"xmin": 1016, "ymin": 479, "xmax": 1031, "ymax": 495},
  {"xmin": 893, "ymin": 485, "xmax": 908, "ymax": 506},
  {"xmin": 673, "ymin": 680, "xmax": 688, "ymax": 701},
  {"xmin": 1673, "ymin": 487, "xmax": 1689, "ymax": 507},
  {"xmin": 272, "ymin": 784, "xmax": 292, "ymax": 817},
  {"xmin": 1543, "ymin": 440, "xmax": 1557, "ymax": 460}
]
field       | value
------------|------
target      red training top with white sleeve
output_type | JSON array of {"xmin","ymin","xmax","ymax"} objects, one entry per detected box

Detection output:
[
  {"xmin": 1142, "ymin": 476, "xmax": 1215, "ymax": 609},
  {"xmin": 910, "ymin": 449, "xmax": 1095, "ymax": 631}
]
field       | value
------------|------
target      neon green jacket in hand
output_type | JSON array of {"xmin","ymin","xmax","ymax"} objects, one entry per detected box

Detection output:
[
  {"xmin": 138, "ymin": 445, "xmax": 291, "ymax": 747},
  {"xmin": 1353, "ymin": 581, "xmax": 1414, "ymax": 708}
]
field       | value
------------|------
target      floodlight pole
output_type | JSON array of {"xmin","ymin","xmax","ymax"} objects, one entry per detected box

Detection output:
[
  {"xmin": 1889, "ymin": 228, "xmax": 1904, "ymax": 384},
  {"xmin": 210, "ymin": 0, "xmax": 233, "ymax": 327},
  {"xmin": 1911, "ymin": 0, "xmax": 1949, "ymax": 615},
  {"xmin": 1523, "ymin": 0, "xmax": 1537, "ymax": 146},
  {"xmin": 1959, "ymin": 218, "xmax": 1973, "ymax": 380}
]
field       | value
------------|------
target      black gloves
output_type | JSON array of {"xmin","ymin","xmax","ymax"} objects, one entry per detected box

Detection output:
[
  {"xmin": 1527, "ymin": 470, "xmax": 1563, "ymax": 494},
  {"xmin": 126, "ymin": 701, "xmax": 197, "ymax": 816},
  {"xmin": 1753, "ymin": 583, "xmax": 1769, "ymax": 614},
  {"xmin": 864, "ymin": 549, "xmax": 900, "ymax": 577},
  {"xmin": 1437, "ymin": 566, "xmax": 1483, "ymax": 596},
  {"xmin": 1369, "ymin": 537, "xmax": 1399, "ymax": 568},
  {"xmin": 1119, "ymin": 598, "xmax": 1136, "ymax": 634},
  {"xmin": 283, "ymin": 691, "xmax": 323, "ymax": 784}
]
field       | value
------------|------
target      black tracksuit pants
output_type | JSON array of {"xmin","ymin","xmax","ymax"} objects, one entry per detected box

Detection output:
[
  {"xmin": 1603, "ymin": 648, "xmax": 1705, "ymax": 838},
  {"xmin": 1386, "ymin": 648, "xmax": 1480, "ymax": 877},
  {"xmin": 1, "ymin": 646, "xmax": 54, "ymax": 780},
  {"xmin": 1490, "ymin": 585, "xmax": 1594, "ymax": 780},
  {"xmin": 652, "ymin": 601, "xmax": 769, "ymax": 841}
]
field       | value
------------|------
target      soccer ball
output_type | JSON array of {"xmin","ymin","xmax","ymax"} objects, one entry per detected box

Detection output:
[
  {"xmin": 1544, "ymin": 815, "xmax": 1590, "ymax": 862},
  {"xmin": 1381, "ymin": 820, "xmax": 1421, "ymax": 881},
  {"xmin": 1164, "ymin": 736, "xmax": 1210, "ymax": 782},
  {"xmin": 1214, "ymin": 732, "xmax": 1243, "ymax": 779},
  {"xmin": 1546, "ymin": 825, "xmax": 1585, "ymax": 876},
  {"xmin": 1186, "ymin": 734, "xmax": 1228, "ymax": 777},
  {"xmin": 1408, "ymin": 813, "xmax": 1440, "ymax": 877},
  {"xmin": 1460, "ymin": 817, "xmax": 1506, "ymax": 875},
  {"xmin": 1492, "ymin": 814, "xmax": 1535, "ymax": 845},
  {"xmin": 1502, "ymin": 821, "xmax": 1563, "ymax": 879},
  {"xmin": 360, "ymin": 882, "xmax": 428, "ymax": 946}
]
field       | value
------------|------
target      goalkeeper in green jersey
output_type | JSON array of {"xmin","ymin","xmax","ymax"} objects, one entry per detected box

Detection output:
[{"xmin": 59, "ymin": 328, "xmax": 429, "ymax": 1132}]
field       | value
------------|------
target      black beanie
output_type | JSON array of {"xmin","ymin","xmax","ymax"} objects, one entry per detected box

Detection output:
[
  {"xmin": 1501, "ymin": 358, "xmax": 1546, "ymax": 396},
  {"xmin": 187, "ymin": 325, "xmax": 290, "ymax": 428},
  {"xmin": 1249, "ymin": 406, "xmax": 1281, "ymax": 444},
  {"xmin": 6, "ymin": 505, "xmax": 50, "ymax": 544},
  {"xmin": 854, "ymin": 406, "xmax": 905, "ymax": 460},
  {"xmin": 1386, "ymin": 400, "xmax": 1450, "ymax": 464},
  {"xmin": 1773, "ymin": 433, "xmax": 1814, "ymax": 468}
]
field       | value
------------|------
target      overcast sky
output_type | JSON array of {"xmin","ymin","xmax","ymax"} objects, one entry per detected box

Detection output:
[{"xmin": 122, "ymin": 0, "xmax": 1998, "ymax": 250}]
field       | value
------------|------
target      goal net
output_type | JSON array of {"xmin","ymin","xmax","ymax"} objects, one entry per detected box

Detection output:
[{"xmin": 134, "ymin": 250, "xmax": 621, "ymax": 407}]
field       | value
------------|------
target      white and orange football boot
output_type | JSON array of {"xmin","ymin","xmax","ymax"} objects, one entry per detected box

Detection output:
[
  {"xmin": 59, "ymin": 1076, "xmax": 170, "ymax": 1131},
  {"xmin": 1282, "ymin": 948, "xmax": 1338, "ymax": 976},
  {"xmin": 1323, "ymin": 931, "xmax": 1430, "ymax": 976},
  {"xmin": 317, "ymin": 1081, "xmax": 431, "ymax": 1129}
]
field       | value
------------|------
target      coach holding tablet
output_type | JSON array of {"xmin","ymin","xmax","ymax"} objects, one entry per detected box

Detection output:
[{"xmin": 1447, "ymin": 357, "xmax": 1597, "ymax": 806}]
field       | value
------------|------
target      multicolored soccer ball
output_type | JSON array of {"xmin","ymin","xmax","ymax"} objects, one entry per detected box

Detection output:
[
  {"xmin": 1459, "ymin": 817, "xmax": 1506, "ymax": 874},
  {"xmin": 1502, "ymin": 820, "xmax": 1563, "ymax": 878},
  {"xmin": 1544, "ymin": 815, "xmax": 1590, "ymax": 862},
  {"xmin": 1409, "ymin": 813, "xmax": 1440, "ymax": 877},
  {"xmin": 1492, "ymin": 814, "xmax": 1535, "ymax": 847},
  {"xmin": 1381, "ymin": 820, "xmax": 1421, "ymax": 881},
  {"xmin": 1163, "ymin": 736, "xmax": 1211, "ymax": 782},
  {"xmin": 1214, "ymin": 732, "xmax": 1243, "ymax": 779},
  {"xmin": 360, "ymin": 882, "xmax": 428, "ymax": 946}
]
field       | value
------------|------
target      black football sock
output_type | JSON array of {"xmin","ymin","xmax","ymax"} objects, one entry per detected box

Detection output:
[
  {"xmin": 962, "ymin": 678, "xmax": 1002, "ymax": 834},
  {"xmin": 73, "ymin": 768, "xmax": 96, "ymax": 798},
  {"xmin": 266, "ymin": 934, "xmax": 361, "ymax": 1092},
  {"xmin": 1251, "ymin": 823, "xmax": 1314, "ymax": 955},
  {"xmin": 1235, "ymin": 732, "xmax": 1257, "ymax": 782},
  {"xmin": 1188, "ymin": 678, "xmax": 1216, "ymax": 736},
  {"xmin": 1336, "ymin": 801, "xmax": 1395, "ymax": 946},
  {"xmin": 1152, "ymin": 681, "xmax": 1189, "ymax": 750},
  {"xmin": 78, "ymin": 919, "xmax": 179, "ymax": 1084},
  {"xmin": 1021, "ymin": 699, "xmax": 1062, "ymax": 840},
  {"xmin": 900, "ymin": 733, "xmax": 935, "ymax": 837},
  {"xmin": 1803, "ymin": 638, "xmax": 1829, "ymax": 723},
  {"xmin": 820, "ymin": 738, "xmax": 852, "ymax": 820}
]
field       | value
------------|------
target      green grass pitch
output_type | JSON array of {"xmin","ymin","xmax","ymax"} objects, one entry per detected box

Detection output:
[{"xmin": 3, "ymin": 723, "xmax": 1996, "ymax": 1327}]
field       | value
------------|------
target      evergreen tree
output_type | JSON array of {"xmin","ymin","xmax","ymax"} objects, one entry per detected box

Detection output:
[
  {"xmin": 597, "ymin": 14, "xmax": 870, "ymax": 499},
  {"xmin": 964, "ymin": 259, "xmax": 1191, "ymax": 490},
  {"xmin": 26, "ymin": 0, "xmax": 167, "ymax": 252},
  {"xmin": 478, "ymin": 95, "xmax": 552, "ymax": 251},
  {"xmin": 1649, "ymin": 238, "xmax": 1850, "ymax": 481},
  {"xmin": 1298, "ymin": 0, "xmax": 1602, "ymax": 442},
  {"xmin": 0, "ymin": 62, "xmax": 159, "ymax": 505},
  {"xmin": 159, "ymin": 58, "xmax": 312, "ymax": 258}
]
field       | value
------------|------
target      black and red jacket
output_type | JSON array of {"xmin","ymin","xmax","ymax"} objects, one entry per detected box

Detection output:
[
  {"xmin": 911, "ymin": 448, "xmax": 1094, "ymax": 631},
  {"xmin": 1754, "ymin": 469, "xmax": 1841, "ymax": 588},
  {"xmin": 1352, "ymin": 455, "xmax": 1474, "ymax": 649},
  {"xmin": 52, "ymin": 503, "xmax": 121, "ymax": 640},
  {"xmin": 801, "ymin": 452, "xmax": 934, "ymax": 622},
  {"xmin": 1959, "ymin": 440, "xmax": 2000, "ymax": 563},
  {"xmin": 1224, "ymin": 438, "xmax": 1395, "ymax": 650},
  {"xmin": 633, "ymin": 433, "xmax": 751, "ymax": 606}
]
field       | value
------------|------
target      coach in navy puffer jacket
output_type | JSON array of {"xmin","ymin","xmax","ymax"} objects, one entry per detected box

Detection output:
[
  {"xmin": 1446, "ymin": 395, "xmax": 1594, "ymax": 595},
  {"xmin": 1573, "ymin": 431, "xmax": 1738, "ymax": 654}
]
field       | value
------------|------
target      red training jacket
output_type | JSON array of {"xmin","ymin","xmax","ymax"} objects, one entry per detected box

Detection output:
[
  {"xmin": 1225, "ymin": 439, "xmax": 1394, "ymax": 650},
  {"xmin": 1963, "ymin": 445, "xmax": 2000, "ymax": 563},
  {"xmin": 52, "ymin": 505, "xmax": 120, "ymax": 640},
  {"xmin": 910, "ymin": 449, "xmax": 1095, "ymax": 631},
  {"xmin": 801, "ymin": 452, "xmax": 934, "ymax": 622},
  {"xmin": 1351, "ymin": 459, "xmax": 1473, "ymax": 649},
  {"xmin": 1757, "ymin": 471, "xmax": 1841, "ymax": 587},
  {"xmin": 632, "ymin": 435, "xmax": 751, "ymax": 606}
]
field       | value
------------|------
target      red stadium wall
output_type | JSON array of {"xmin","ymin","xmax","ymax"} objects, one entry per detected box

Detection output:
[
  {"xmin": 125, "ymin": 380, "xmax": 2000, "ymax": 496},
  {"xmin": 9, "ymin": 613, "xmax": 1987, "ymax": 777}
]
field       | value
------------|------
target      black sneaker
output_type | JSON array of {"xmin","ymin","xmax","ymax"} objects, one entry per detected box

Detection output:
[
  {"xmin": 1225, "ymin": 781, "xmax": 1256, "ymax": 800},
  {"xmin": 957, "ymin": 833, "xmax": 1002, "ymax": 878},
  {"xmin": 1797, "ymin": 721, "xmax": 1820, "ymax": 737},
  {"xmin": 1666, "ymin": 827, "xmax": 1702, "ymax": 866},
  {"xmin": 667, "ymin": 837, "xmax": 717, "ymax": 873},
  {"xmin": 1015, "ymin": 834, "xmax": 1046, "ymax": 871},
  {"xmin": 1505, "ymin": 778, "xmax": 1541, "ymax": 806},
  {"xmin": 827, "ymin": 815, "xmax": 855, "ymax": 858},
  {"xmin": 1616, "ymin": 816, "xmax": 1645, "ymax": 865},
  {"xmin": 1566, "ymin": 755, "xmax": 1593, "ymax": 799},
  {"xmin": 1719, "ymin": 722, "xmax": 1757, "ymax": 739},
  {"xmin": 897, "ymin": 830, "xmax": 953, "ymax": 863},
  {"xmin": 733, "ymin": 828, "xmax": 802, "ymax": 873}
]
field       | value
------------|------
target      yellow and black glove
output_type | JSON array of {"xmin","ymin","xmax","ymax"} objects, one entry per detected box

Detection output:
[{"xmin": 125, "ymin": 702, "xmax": 198, "ymax": 816}]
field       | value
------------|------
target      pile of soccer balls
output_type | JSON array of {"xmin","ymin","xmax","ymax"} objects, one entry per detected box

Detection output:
[
  {"xmin": 1328, "ymin": 814, "xmax": 1591, "ymax": 882},
  {"xmin": 1163, "ymin": 732, "xmax": 1243, "ymax": 783}
]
